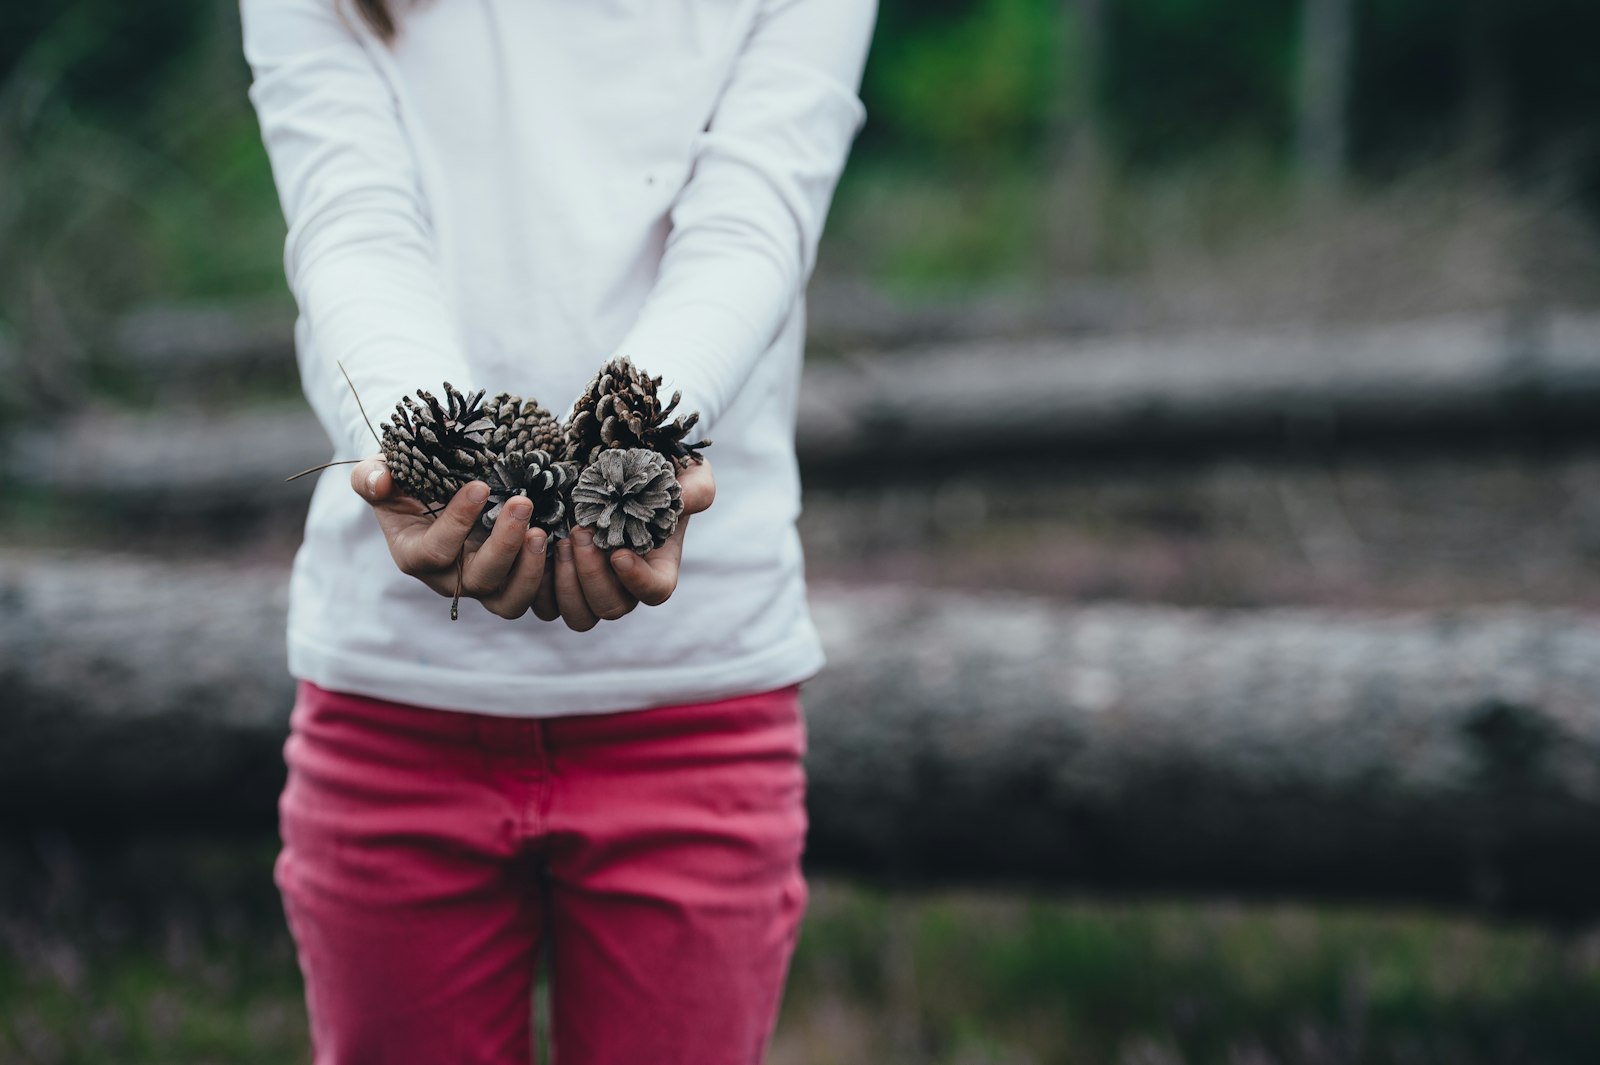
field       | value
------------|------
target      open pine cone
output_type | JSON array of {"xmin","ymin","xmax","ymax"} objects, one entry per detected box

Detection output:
[
  {"xmin": 380, "ymin": 383, "xmax": 495, "ymax": 507},
  {"xmin": 481, "ymin": 448, "xmax": 578, "ymax": 534},
  {"xmin": 563, "ymin": 357, "xmax": 710, "ymax": 468},
  {"xmin": 570, "ymin": 448, "xmax": 683, "ymax": 553}
]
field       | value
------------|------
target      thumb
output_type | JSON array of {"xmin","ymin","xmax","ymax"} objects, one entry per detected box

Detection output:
[
  {"xmin": 351, "ymin": 456, "xmax": 394, "ymax": 503},
  {"xmin": 414, "ymin": 480, "xmax": 490, "ymax": 566},
  {"xmin": 677, "ymin": 459, "xmax": 715, "ymax": 516}
]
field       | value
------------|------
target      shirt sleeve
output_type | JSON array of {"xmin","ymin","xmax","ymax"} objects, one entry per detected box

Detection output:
[
  {"xmin": 608, "ymin": 0, "xmax": 876, "ymax": 437},
  {"xmin": 240, "ymin": 0, "xmax": 474, "ymax": 456}
]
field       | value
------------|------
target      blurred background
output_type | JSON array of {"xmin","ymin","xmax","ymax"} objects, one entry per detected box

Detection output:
[{"xmin": 4, "ymin": 0, "xmax": 1600, "ymax": 1063}]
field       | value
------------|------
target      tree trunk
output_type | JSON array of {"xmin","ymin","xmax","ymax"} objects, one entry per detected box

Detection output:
[
  {"xmin": 1047, "ymin": 0, "xmax": 1109, "ymax": 273},
  {"xmin": 1296, "ymin": 0, "xmax": 1353, "ymax": 198},
  {"xmin": 1459, "ymin": 0, "xmax": 1507, "ymax": 169},
  {"xmin": 6, "ymin": 554, "xmax": 1600, "ymax": 918}
]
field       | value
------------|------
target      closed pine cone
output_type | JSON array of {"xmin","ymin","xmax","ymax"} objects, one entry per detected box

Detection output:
[
  {"xmin": 487, "ymin": 392, "xmax": 564, "ymax": 455},
  {"xmin": 563, "ymin": 357, "xmax": 709, "ymax": 468},
  {"xmin": 570, "ymin": 448, "xmax": 682, "ymax": 553}
]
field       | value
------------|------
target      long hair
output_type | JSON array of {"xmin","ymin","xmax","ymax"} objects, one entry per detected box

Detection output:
[{"xmin": 354, "ymin": 0, "xmax": 397, "ymax": 41}]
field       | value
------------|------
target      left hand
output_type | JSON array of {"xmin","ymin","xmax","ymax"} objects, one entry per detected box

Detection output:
[
  {"xmin": 536, "ymin": 458, "xmax": 716, "ymax": 630},
  {"xmin": 350, "ymin": 457, "xmax": 550, "ymax": 620}
]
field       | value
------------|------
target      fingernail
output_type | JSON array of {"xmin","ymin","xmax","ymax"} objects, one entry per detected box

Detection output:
[
  {"xmin": 365, "ymin": 468, "xmax": 382, "ymax": 496},
  {"xmin": 507, "ymin": 498, "xmax": 532, "ymax": 521},
  {"xmin": 571, "ymin": 526, "xmax": 593, "ymax": 548},
  {"xmin": 529, "ymin": 530, "xmax": 547, "ymax": 554},
  {"xmin": 611, "ymin": 550, "xmax": 633, "ymax": 570},
  {"xmin": 466, "ymin": 482, "xmax": 489, "ymax": 503},
  {"xmin": 556, "ymin": 538, "xmax": 573, "ymax": 560}
]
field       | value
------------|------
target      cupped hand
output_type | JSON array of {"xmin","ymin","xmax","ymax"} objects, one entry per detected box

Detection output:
[
  {"xmin": 540, "ymin": 457, "xmax": 716, "ymax": 631},
  {"xmin": 350, "ymin": 457, "xmax": 550, "ymax": 619}
]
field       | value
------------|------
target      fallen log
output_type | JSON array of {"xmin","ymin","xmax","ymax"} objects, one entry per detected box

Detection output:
[
  {"xmin": 111, "ymin": 283, "xmax": 1135, "ymax": 380},
  {"xmin": 8, "ymin": 312, "xmax": 1600, "ymax": 513},
  {"xmin": 799, "ymin": 309, "xmax": 1600, "ymax": 467},
  {"xmin": 4, "ymin": 405, "xmax": 329, "ymax": 517},
  {"xmin": 5, "ymin": 553, "xmax": 1600, "ymax": 919},
  {"xmin": 114, "ymin": 299, "xmax": 299, "ymax": 381}
]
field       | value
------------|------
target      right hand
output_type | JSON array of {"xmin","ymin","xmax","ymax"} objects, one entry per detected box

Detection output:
[
  {"xmin": 547, "ymin": 457, "xmax": 715, "ymax": 631},
  {"xmin": 350, "ymin": 457, "xmax": 551, "ymax": 620}
]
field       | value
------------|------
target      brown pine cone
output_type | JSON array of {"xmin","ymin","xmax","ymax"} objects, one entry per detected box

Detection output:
[
  {"xmin": 380, "ymin": 383, "xmax": 494, "ymax": 506},
  {"xmin": 563, "ymin": 357, "xmax": 710, "ymax": 468},
  {"xmin": 481, "ymin": 448, "xmax": 578, "ymax": 535},
  {"xmin": 487, "ymin": 393, "xmax": 564, "ymax": 455}
]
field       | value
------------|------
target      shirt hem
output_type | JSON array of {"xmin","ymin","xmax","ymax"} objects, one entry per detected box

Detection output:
[{"xmin": 286, "ymin": 626, "xmax": 827, "ymax": 719}]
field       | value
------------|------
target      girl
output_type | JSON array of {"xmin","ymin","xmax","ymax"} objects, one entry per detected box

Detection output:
[{"xmin": 240, "ymin": 0, "xmax": 874, "ymax": 1061}]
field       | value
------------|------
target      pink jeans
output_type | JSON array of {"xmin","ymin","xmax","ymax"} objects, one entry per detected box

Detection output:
[{"xmin": 275, "ymin": 680, "xmax": 809, "ymax": 1065}]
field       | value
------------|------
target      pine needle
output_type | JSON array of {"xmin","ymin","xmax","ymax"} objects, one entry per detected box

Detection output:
[
  {"xmin": 285, "ymin": 458, "xmax": 363, "ymax": 482},
  {"xmin": 338, "ymin": 360, "xmax": 382, "ymax": 445}
]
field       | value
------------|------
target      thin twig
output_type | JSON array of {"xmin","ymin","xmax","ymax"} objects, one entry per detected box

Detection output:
[
  {"xmin": 451, "ymin": 549, "xmax": 464, "ymax": 621},
  {"xmin": 337, "ymin": 360, "xmax": 382, "ymax": 445},
  {"xmin": 284, "ymin": 458, "xmax": 363, "ymax": 482}
]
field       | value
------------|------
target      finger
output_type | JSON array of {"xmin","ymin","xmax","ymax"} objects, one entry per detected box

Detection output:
[
  {"xmin": 552, "ymin": 536, "xmax": 600, "ymax": 632},
  {"xmin": 481, "ymin": 528, "xmax": 549, "ymax": 619},
  {"xmin": 461, "ymin": 497, "xmax": 533, "ymax": 598},
  {"xmin": 677, "ymin": 459, "xmax": 716, "ymax": 516},
  {"xmin": 531, "ymin": 554, "xmax": 560, "ymax": 622},
  {"xmin": 569, "ymin": 527, "xmax": 638, "ymax": 621},
  {"xmin": 611, "ymin": 516, "xmax": 686, "ymax": 607},
  {"xmin": 409, "ymin": 571, "xmax": 461, "ymax": 601},
  {"xmin": 349, "ymin": 457, "xmax": 394, "ymax": 503},
  {"xmin": 401, "ymin": 481, "xmax": 489, "ymax": 573}
]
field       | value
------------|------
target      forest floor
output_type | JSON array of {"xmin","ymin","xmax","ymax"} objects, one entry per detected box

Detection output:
[{"xmin": 5, "ymin": 836, "xmax": 1600, "ymax": 1065}]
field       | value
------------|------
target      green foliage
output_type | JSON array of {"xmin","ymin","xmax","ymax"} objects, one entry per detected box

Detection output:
[
  {"xmin": 1102, "ymin": 0, "xmax": 1298, "ymax": 163},
  {"xmin": 0, "ymin": 1, "xmax": 207, "ymax": 118},
  {"xmin": 824, "ymin": 145, "xmax": 1297, "ymax": 288},
  {"xmin": 868, "ymin": 0, "xmax": 1064, "ymax": 166},
  {"xmin": 852, "ymin": 0, "xmax": 1600, "ymax": 186},
  {"xmin": 0, "ymin": 0, "xmax": 1596, "ymax": 384},
  {"xmin": 827, "ymin": 163, "xmax": 1048, "ymax": 285},
  {"xmin": 781, "ymin": 886, "xmax": 1600, "ymax": 1064},
  {"xmin": 1352, "ymin": 0, "xmax": 1600, "ymax": 172},
  {"xmin": 0, "ymin": 3, "xmax": 284, "ymax": 302},
  {"xmin": 0, "ymin": 2, "xmax": 285, "ymax": 420}
]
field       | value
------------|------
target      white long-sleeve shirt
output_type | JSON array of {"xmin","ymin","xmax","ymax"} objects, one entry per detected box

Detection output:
[{"xmin": 242, "ymin": 0, "xmax": 873, "ymax": 717}]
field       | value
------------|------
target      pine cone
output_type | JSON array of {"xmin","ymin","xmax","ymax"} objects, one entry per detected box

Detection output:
[
  {"xmin": 481, "ymin": 448, "xmax": 578, "ymax": 535},
  {"xmin": 487, "ymin": 393, "xmax": 564, "ymax": 455},
  {"xmin": 380, "ymin": 383, "xmax": 494, "ymax": 506},
  {"xmin": 563, "ymin": 358, "xmax": 710, "ymax": 468},
  {"xmin": 570, "ymin": 448, "xmax": 683, "ymax": 553}
]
